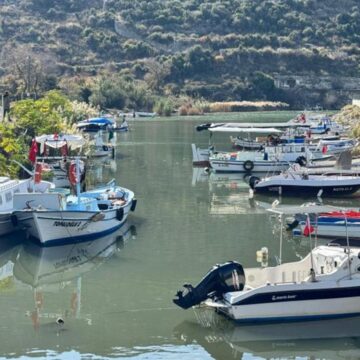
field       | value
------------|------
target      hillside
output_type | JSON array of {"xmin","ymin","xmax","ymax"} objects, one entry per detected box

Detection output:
[{"xmin": 1, "ymin": 0, "xmax": 360, "ymax": 109}]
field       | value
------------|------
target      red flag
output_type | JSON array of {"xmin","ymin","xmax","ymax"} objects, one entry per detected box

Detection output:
[
  {"xmin": 322, "ymin": 145, "xmax": 328, "ymax": 154},
  {"xmin": 303, "ymin": 217, "xmax": 314, "ymax": 236},
  {"xmin": 28, "ymin": 139, "xmax": 38, "ymax": 163}
]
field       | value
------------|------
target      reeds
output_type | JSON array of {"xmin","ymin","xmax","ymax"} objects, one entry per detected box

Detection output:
[{"xmin": 208, "ymin": 101, "xmax": 289, "ymax": 112}]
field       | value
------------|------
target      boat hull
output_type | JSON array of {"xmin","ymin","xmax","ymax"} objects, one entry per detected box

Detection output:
[
  {"xmin": 192, "ymin": 144, "xmax": 211, "ymax": 166},
  {"xmin": 14, "ymin": 208, "xmax": 130, "ymax": 246},
  {"xmin": 254, "ymin": 183, "xmax": 360, "ymax": 196},
  {"xmin": 219, "ymin": 293, "xmax": 360, "ymax": 323},
  {"xmin": 211, "ymin": 159, "xmax": 289, "ymax": 173}
]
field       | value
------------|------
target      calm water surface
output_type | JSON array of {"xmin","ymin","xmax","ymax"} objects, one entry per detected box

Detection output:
[{"xmin": 1, "ymin": 112, "xmax": 359, "ymax": 360}]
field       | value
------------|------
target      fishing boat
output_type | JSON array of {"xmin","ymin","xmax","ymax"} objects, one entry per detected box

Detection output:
[
  {"xmin": 35, "ymin": 133, "xmax": 86, "ymax": 188},
  {"xmin": 318, "ymin": 138, "xmax": 357, "ymax": 155},
  {"xmin": 173, "ymin": 204, "xmax": 360, "ymax": 323},
  {"xmin": 76, "ymin": 117, "xmax": 114, "ymax": 132},
  {"xmin": 12, "ymin": 161, "xmax": 137, "ymax": 246},
  {"xmin": 209, "ymin": 139, "xmax": 327, "ymax": 173},
  {"xmin": 291, "ymin": 112, "xmax": 347, "ymax": 135},
  {"xmin": 192, "ymin": 123, "xmax": 285, "ymax": 166},
  {"xmin": 87, "ymin": 131, "xmax": 114, "ymax": 158},
  {"xmin": 0, "ymin": 176, "xmax": 53, "ymax": 236},
  {"xmin": 294, "ymin": 209, "xmax": 360, "ymax": 239},
  {"xmin": 249, "ymin": 167, "xmax": 360, "ymax": 196}
]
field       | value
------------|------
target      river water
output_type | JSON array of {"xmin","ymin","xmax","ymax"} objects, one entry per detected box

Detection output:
[{"xmin": 1, "ymin": 111, "xmax": 360, "ymax": 360}]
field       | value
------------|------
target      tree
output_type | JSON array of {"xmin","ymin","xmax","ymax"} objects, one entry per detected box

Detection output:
[{"xmin": 144, "ymin": 59, "xmax": 171, "ymax": 93}]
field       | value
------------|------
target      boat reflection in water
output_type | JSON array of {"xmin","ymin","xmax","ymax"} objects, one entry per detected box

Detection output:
[
  {"xmin": 192, "ymin": 167, "xmax": 270, "ymax": 215},
  {"xmin": 7, "ymin": 222, "xmax": 136, "ymax": 331},
  {"xmin": 174, "ymin": 308, "xmax": 360, "ymax": 360}
]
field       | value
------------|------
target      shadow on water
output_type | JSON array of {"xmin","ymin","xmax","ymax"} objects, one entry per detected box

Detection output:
[
  {"xmin": 174, "ymin": 308, "xmax": 360, "ymax": 360},
  {"xmin": 0, "ymin": 223, "xmax": 137, "ymax": 339}
]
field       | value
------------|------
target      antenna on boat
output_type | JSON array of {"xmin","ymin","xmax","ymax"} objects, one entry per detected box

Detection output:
[
  {"xmin": 306, "ymin": 212, "xmax": 316, "ymax": 282},
  {"xmin": 342, "ymin": 210, "xmax": 352, "ymax": 280},
  {"xmin": 76, "ymin": 156, "xmax": 81, "ymax": 204}
]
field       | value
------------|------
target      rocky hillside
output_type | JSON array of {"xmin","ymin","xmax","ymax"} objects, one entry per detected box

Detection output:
[{"xmin": 1, "ymin": 0, "xmax": 359, "ymax": 109}]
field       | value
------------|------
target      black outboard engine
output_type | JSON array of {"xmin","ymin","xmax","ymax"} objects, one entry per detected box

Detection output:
[
  {"xmin": 196, "ymin": 123, "xmax": 212, "ymax": 132},
  {"xmin": 173, "ymin": 261, "xmax": 245, "ymax": 309}
]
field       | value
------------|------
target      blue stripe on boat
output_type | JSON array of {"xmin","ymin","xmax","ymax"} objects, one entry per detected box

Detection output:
[
  {"xmin": 233, "ymin": 287, "xmax": 360, "ymax": 306},
  {"xmin": 30, "ymin": 221, "xmax": 126, "ymax": 247}
]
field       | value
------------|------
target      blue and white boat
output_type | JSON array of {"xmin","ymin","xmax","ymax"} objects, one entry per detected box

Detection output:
[
  {"xmin": 12, "ymin": 171, "xmax": 137, "ymax": 246},
  {"xmin": 295, "ymin": 209, "xmax": 360, "ymax": 239},
  {"xmin": 76, "ymin": 117, "xmax": 114, "ymax": 132},
  {"xmin": 173, "ymin": 205, "xmax": 360, "ymax": 323}
]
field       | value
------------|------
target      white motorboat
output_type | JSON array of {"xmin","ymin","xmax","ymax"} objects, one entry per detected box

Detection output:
[
  {"xmin": 318, "ymin": 138, "xmax": 357, "ymax": 155},
  {"xmin": 0, "ymin": 176, "xmax": 53, "ymax": 236},
  {"xmin": 87, "ymin": 131, "xmax": 114, "ymax": 158},
  {"xmin": 173, "ymin": 205, "xmax": 360, "ymax": 323},
  {"xmin": 249, "ymin": 167, "xmax": 360, "ymax": 196},
  {"xmin": 12, "ymin": 165, "xmax": 137, "ymax": 246}
]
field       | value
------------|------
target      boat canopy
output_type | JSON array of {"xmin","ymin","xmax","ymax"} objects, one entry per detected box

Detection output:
[
  {"xmin": 196, "ymin": 122, "xmax": 310, "ymax": 132},
  {"xmin": 209, "ymin": 126, "xmax": 282, "ymax": 134},
  {"xmin": 76, "ymin": 117, "xmax": 114, "ymax": 128},
  {"xmin": 267, "ymin": 203, "xmax": 349, "ymax": 215},
  {"xmin": 35, "ymin": 134, "xmax": 86, "ymax": 149}
]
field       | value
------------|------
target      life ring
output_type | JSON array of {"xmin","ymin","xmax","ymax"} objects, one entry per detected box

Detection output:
[
  {"xmin": 68, "ymin": 163, "xmax": 78, "ymax": 185},
  {"xmin": 243, "ymin": 160, "xmax": 254, "ymax": 172},
  {"xmin": 102, "ymin": 145, "xmax": 109, "ymax": 151}
]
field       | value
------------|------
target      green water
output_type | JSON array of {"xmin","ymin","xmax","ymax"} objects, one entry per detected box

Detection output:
[{"xmin": 0, "ymin": 111, "xmax": 359, "ymax": 360}]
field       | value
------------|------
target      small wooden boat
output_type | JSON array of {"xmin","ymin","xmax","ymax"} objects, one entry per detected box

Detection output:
[{"xmin": 12, "ymin": 160, "xmax": 137, "ymax": 246}]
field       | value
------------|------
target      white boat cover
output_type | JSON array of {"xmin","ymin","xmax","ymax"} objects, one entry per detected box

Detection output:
[
  {"xmin": 206, "ymin": 122, "xmax": 310, "ymax": 131},
  {"xmin": 35, "ymin": 134, "xmax": 86, "ymax": 150},
  {"xmin": 267, "ymin": 203, "xmax": 350, "ymax": 215},
  {"xmin": 209, "ymin": 126, "xmax": 283, "ymax": 134}
]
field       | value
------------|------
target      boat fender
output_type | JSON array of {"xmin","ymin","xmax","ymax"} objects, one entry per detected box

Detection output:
[
  {"xmin": 243, "ymin": 160, "xmax": 254, "ymax": 172},
  {"xmin": 10, "ymin": 214, "xmax": 18, "ymax": 227},
  {"xmin": 249, "ymin": 176, "xmax": 260, "ymax": 190},
  {"xmin": 116, "ymin": 208, "xmax": 124, "ymax": 221},
  {"xmin": 130, "ymin": 199, "xmax": 137, "ymax": 212}
]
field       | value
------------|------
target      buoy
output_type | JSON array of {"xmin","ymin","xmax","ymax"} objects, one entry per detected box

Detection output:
[{"xmin": 256, "ymin": 247, "xmax": 269, "ymax": 266}]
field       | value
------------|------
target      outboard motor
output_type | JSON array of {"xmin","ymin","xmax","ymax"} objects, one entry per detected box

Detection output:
[
  {"xmin": 173, "ymin": 261, "xmax": 245, "ymax": 309},
  {"xmin": 196, "ymin": 123, "xmax": 212, "ymax": 132}
]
